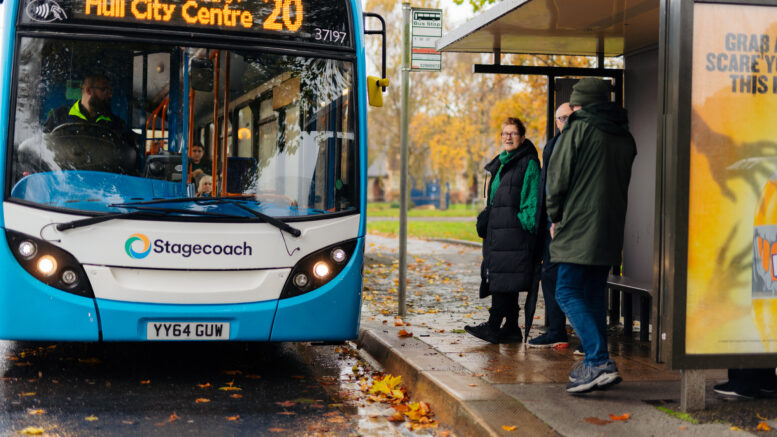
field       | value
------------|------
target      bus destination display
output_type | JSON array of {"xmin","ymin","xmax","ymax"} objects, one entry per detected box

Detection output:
[{"xmin": 22, "ymin": 0, "xmax": 350, "ymax": 45}]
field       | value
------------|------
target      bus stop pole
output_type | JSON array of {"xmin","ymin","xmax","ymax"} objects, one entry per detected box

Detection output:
[{"xmin": 398, "ymin": 2, "xmax": 411, "ymax": 317}]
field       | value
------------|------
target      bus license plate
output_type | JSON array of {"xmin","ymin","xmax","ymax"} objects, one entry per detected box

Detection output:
[{"xmin": 147, "ymin": 322, "xmax": 230, "ymax": 340}]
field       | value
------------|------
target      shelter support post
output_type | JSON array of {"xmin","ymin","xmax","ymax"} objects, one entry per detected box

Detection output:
[
  {"xmin": 680, "ymin": 369, "xmax": 705, "ymax": 412},
  {"xmin": 398, "ymin": 2, "xmax": 410, "ymax": 317},
  {"xmin": 546, "ymin": 75, "xmax": 555, "ymax": 143}
]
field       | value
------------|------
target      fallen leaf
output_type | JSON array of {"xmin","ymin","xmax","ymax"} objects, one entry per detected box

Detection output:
[
  {"xmin": 226, "ymin": 415, "xmax": 240, "ymax": 421},
  {"xmin": 757, "ymin": 422, "xmax": 771, "ymax": 431},
  {"xmin": 294, "ymin": 398, "xmax": 317, "ymax": 404},
  {"xmin": 28, "ymin": 409, "xmax": 45, "ymax": 415},
  {"xmin": 19, "ymin": 392, "xmax": 36, "ymax": 397},
  {"xmin": 85, "ymin": 415, "xmax": 99, "ymax": 421},
  {"xmin": 197, "ymin": 383, "xmax": 211, "ymax": 388},
  {"xmin": 609, "ymin": 413, "xmax": 631, "ymax": 421},
  {"xmin": 195, "ymin": 398, "xmax": 211, "ymax": 403},
  {"xmin": 679, "ymin": 426, "xmax": 687, "ymax": 430},
  {"xmin": 245, "ymin": 374, "xmax": 261, "ymax": 379},
  {"xmin": 223, "ymin": 370, "xmax": 242, "ymax": 375},
  {"xmin": 398, "ymin": 330, "xmax": 413, "ymax": 337},
  {"xmin": 140, "ymin": 380, "xmax": 151, "ymax": 385},
  {"xmin": 731, "ymin": 426, "xmax": 741, "ymax": 431},
  {"xmin": 219, "ymin": 386, "xmax": 242, "ymax": 391},
  {"xmin": 502, "ymin": 425, "xmax": 517, "ymax": 431},
  {"xmin": 404, "ymin": 401, "xmax": 432, "ymax": 422},
  {"xmin": 230, "ymin": 394, "xmax": 243, "ymax": 399},
  {"xmin": 277, "ymin": 411, "xmax": 297, "ymax": 416},
  {"xmin": 20, "ymin": 427, "xmax": 45, "ymax": 435},
  {"xmin": 327, "ymin": 416, "xmax": 346, "ymax": 423},
  {"xmin": 276, "ymin": 400, "xmax": 296, "ymax": 407},
  {"xmin": 268, "ymin": 428, "xmax": 289, "ymax": 432},
  {"xmin": 168, "ymin": 413, "xmax": 179, "ymax": 422},
  {"xmin": 389, "ymin": 411, "xmax": 405, "ymax": 422},
  {"xmin": 583, "ymin": 417, "xmax": 612, "ymax": 426}
]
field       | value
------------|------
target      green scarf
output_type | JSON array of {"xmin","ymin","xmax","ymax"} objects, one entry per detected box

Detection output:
[{"xmin": 489, "ymin": 149, "xmax": 517, "ymax": 205}]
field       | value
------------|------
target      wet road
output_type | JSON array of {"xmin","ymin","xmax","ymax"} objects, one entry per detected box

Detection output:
[{"xmin": 0, "ymin": 341, "xmax": 419, "ymax": 436}]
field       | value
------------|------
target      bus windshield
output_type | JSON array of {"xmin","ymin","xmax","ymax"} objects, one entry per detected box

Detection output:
[{"xmin": 8, "ymin": 37, "xmax": 357, "ymax": 218}]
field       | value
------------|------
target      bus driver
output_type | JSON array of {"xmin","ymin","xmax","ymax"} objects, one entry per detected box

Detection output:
[{"xmin": 43, "ymin": 74, "xmax": 127, "ymax": 133}]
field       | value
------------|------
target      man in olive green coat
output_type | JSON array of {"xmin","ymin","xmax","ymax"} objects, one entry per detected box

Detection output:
[{"xmin": 546, "ymin": 78, "xmax": 636, "ymax": 394}]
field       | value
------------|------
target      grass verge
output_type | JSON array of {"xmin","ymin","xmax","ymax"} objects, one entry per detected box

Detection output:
[
  {"xmin": 368, "ymin": 220, "xmax": 480, "ymax": 242},
  {"xmin": 367, "ymin": 202, "xmax": 479, "ymax": 218}
]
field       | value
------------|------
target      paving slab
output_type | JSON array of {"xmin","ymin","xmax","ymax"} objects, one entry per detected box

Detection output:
[{"xmin": 359, "ymin": 235, "xmax": 768, "ymax": 436}]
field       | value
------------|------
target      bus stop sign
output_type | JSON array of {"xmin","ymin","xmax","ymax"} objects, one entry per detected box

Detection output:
[{"xmin": 411, "ymin": 8, "xmax": 442, "ymax": 71}]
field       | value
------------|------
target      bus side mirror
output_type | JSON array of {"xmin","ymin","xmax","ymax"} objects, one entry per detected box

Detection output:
[
  {"xmin": 367, "ymin": 76, "xmax": 389, "ymax": 107},
  {"xmin": 190, "ymin": 58, "xmax": 214, "ymax": 92}
]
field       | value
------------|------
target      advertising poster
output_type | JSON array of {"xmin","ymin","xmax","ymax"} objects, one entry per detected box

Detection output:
[{"xmin": 688, "ymin": 3, "xmax": 777, "ymax": 354}]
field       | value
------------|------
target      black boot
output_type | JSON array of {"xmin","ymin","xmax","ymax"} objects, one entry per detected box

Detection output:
[
  {"xmin": 499, "ymin": 325, "xmax": 523, "ymax": 343},
  {"xmin": 464, "ymin": 322, "xmax": 501, "ymax": 344},
  {"xmin": 465, "ymin": 308, "xmax": 503, "ymax": 344},
  {"xmin": 498, "ymin": 296, "xmax": 522, "ymax": 343}
]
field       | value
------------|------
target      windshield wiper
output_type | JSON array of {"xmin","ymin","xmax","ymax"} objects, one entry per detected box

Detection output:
[
  {"xmin": 56, "ymin": 205, "xmax": 239, "ymax": 232},
  {"xmin": 205, "ymin": 198, "xmax": 302, "ymax": 237},
  {"xmin": 56, "ymin": 210, "xmax": 167, "ymax": 231},
  {"xmin": 110, "ymin": 195, "xmax": 255, "ymax": 207},
  {"xmin": 59, "ymin": 198, "xmax": 302, "ymax": 237}
]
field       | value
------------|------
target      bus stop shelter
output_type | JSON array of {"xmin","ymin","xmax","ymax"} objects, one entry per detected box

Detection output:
[{"xmin": 438, "ymin": 0, "xmax": 777, "ymax": 409}]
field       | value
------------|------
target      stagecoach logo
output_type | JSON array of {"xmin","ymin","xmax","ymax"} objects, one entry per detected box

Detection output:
[
  {"xmin": 124, "ymin": 233, "xmax": 253, "ymax": 259},
  {"xmin": 125, "ymin": 233, "xmax": 152, "ymax": 259},
  {"xmin": 25, "ymin": 0, "xmax": 68, "ymax": 22}
]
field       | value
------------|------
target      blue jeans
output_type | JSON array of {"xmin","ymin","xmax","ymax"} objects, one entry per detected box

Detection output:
[
  {"xmin": 555, "ymin": 263, "xmax": 610, "ymax": 366},
  {"xmin": 541, "ymin": 226, "xmax": 566, "ymax": 340}
]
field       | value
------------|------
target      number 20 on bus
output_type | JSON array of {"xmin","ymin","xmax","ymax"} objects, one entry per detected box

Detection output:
[{"xmin": 85, "ymin": 0, "xmax": 303, "ymax": 31}]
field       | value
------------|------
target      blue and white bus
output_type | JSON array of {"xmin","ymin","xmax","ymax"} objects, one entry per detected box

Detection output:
[{"xmin": 0, "ymin": 0, "xmax": 384, "ymax": 341}]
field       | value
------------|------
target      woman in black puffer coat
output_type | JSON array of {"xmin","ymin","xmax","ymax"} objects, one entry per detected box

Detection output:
[{"xmin": 466, "ymin": 117, "xmax": 540, "ymax": 344}]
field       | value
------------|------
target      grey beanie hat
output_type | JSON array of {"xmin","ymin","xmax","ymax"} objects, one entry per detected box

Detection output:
[{"xmin": 569, "ymin": 78, "xmax": 611, "ymax": 107}]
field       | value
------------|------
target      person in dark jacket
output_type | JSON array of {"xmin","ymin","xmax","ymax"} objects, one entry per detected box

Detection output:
[
  {"xmin": 465, "ymin": 117, "xmax": 540, "ymax": 344},
  {"xmin": 546, "ymin": 78, "xmax": 636, "ymax": 393},
  {"xmin": 528, "ymin": 102, "xmax": 573, "ymax": 349}
]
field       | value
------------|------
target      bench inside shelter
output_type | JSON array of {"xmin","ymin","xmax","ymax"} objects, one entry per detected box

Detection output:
[{"xmin": 607, "ymin": 274, "xmax": 653, "ymax": 342}]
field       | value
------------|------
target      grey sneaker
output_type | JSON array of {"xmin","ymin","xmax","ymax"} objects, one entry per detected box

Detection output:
[
  {"xmin": 568, "ymin": 359, "xmax": 618, "ymax": 382},
  {"xmin": 566, "ymin": 360, "xmax": 621, "ymax": 393}
]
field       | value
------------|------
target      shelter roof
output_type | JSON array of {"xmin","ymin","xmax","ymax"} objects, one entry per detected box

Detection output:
[{"xmin": 437, "ymin": 0, "xmax": 659, "ymax": 57}]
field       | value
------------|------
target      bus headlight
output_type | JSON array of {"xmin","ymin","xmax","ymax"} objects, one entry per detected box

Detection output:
[
  {"xmin": 37, "ymin": 255, "xmax": 58, "ymax": 276},
  {"xmin": 61, "ymin": 269, "xmax": 79, "ymax": 285},
  {"xmin": 280, "ymin": 239, "xmax": 358, "ymax": 299},
  {"xmin": 331, "ymin": 248, "xmax": 347, "ymax": 263},
  {"xmin": 18, "ymin": 240, "xmax": 37, "ymax": 259},
  {"xmin": 293, "ymin": 273, "xmax": 309, "ymax": 288},
  {"xmin": 5, "ymin": 230, "xmax": 94, "ymax": 298},
  {"xmin": 313, "ymin": 262, "xmax": 330, "ymax": 279}
]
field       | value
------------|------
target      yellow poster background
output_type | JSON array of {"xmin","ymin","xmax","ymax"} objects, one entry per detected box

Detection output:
[{"xmin": 688, "ymin": 3, "xmax": 777, "ymax": 354}]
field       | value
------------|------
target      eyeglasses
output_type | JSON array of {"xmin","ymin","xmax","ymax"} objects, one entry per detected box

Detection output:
[
  {"xmin": 91, "ymin": 86, "xmax": 112, "ymax": 93},
  {"xmin": 501, "ymin": 132, "xmax": 521, "ymax": 137},
  {"xmin": 555, "ymin": 115, "xmax": 570, "ymax": 123}
]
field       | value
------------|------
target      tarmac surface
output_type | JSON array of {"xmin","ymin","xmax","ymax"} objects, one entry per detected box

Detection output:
[{"xmin": 359, "ymin": 234, "xmax": 777, "ymax": 437}]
